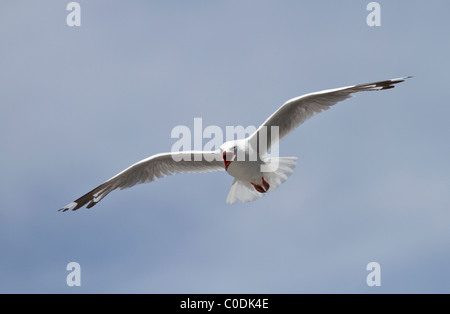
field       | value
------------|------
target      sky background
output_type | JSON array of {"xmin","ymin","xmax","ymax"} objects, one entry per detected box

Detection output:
[{"xmin": 1, "ymin": 1, "xmax": 449, "ymax": 293}]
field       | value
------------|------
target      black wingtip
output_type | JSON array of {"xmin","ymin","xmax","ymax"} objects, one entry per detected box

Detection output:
[
  {"xmin": 58, "ymin": 182, "xmax": 110, "ymax": 212},
  {"xmin": 392, "ymin": 76, "xmax": 413, "ymax": 84},
  {"xmin": 58, "ymin": 201, "xmax": 78, "ymax": 213},
  {"xmin": 359, "ymin": 76, "xmax": 412, "ymax": 92},
  {"xmin": 86, "ymin": 201, "xmax": 97, "ymax": 209}
]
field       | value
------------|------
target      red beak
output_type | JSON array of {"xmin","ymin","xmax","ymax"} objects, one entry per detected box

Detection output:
[{"xmin": 223, "ymin": 151, "xmax": 235, "ymax": 171}]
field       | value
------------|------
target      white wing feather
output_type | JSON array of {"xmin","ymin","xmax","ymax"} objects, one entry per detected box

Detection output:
[
  {"xmin": 60, "ymin": 77, "xmax": 411, "ymax": 210},
  {"xmin": 59, "ymin": 151, "xmax": 224, "ymax": 211},
  {"xmin": 249, "ymin": 77, "xmax": 411, "ymax": 155}
]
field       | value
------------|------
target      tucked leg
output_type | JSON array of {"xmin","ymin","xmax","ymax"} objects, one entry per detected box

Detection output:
[
  {"xmin": 251, "ymin": 183, "xmax": 266, "ymax": 193},
  {"xmin": 261, "ymin": 177, "xmax": 270, "ymax": 191},
  {"xmin": 251, "ymin": 177, "xmax": 270, "ymax": 193}
]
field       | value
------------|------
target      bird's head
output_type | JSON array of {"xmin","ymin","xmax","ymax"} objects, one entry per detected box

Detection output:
[{"xmin": 220, "ymin": 141, "xmax": 240, "ymax": 171}]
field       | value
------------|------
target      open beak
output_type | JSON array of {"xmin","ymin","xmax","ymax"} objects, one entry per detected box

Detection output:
[{"xmin": 223, "ymin": 151, "xmax": 235, "ymax": 171}]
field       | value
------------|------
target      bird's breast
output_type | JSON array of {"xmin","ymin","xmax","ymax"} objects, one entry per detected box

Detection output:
[{"xmin": 226, "ymin": 160, "xmax": 263, "ymax": 182}]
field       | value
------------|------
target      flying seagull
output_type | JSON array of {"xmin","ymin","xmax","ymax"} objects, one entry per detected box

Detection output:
[{"xmin": 59, "ymin": 76, "xmax": 411, "ymax": 211}]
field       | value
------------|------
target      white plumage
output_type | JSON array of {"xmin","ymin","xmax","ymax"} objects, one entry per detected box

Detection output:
[{"xmin": 59, "ymin": 76, "xmax": 411, "ymax": 211}]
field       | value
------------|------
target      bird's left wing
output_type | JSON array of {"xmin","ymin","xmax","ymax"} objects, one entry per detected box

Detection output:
[
  {"xmin": 248, "ymin": 77, "xmax": 411, "ymax": 155},
  {"xmin": 59, "ymin": 151, "xmax": 224, "ymax": 211}
]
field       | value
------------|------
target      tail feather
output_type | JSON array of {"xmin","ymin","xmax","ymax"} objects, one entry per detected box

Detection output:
[
  {"xmin": 226, "ymin": 157, "xmax": 297, "ymax": 204},
  {"xmin": 263, "ymin": 156, "xmax": 297, "ymax": 189},
  {"xmin": 226, "ymin": 179, "xmax": 264, "ymax": 204}
]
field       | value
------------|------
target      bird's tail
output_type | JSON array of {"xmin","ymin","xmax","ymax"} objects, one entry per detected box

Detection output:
[
  {"xmin": 226, "ymin": 157, "xmax": 297, "ymax": 204},
  {"xmin": 262, "ymin": 156, "xmax": 297, "ymax": 189}
]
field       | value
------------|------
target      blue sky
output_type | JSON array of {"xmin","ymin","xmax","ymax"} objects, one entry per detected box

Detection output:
[{"xmin": 1, "ymin": 1, "xmax": 449, "ymax": 293}]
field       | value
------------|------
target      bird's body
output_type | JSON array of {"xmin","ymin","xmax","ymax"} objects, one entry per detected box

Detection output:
[
  {"xmin": 60, "ymin": 76, "xmax": 411, "ymax": 211},
  {"xmin": 227, "ymin": 158, "xmax": 263, "ymax": 183}
]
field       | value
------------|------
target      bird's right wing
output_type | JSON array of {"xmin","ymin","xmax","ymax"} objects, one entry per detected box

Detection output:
[{"xmin": 59, "ymin": 151, "xmax": 224, "ymax": 211}]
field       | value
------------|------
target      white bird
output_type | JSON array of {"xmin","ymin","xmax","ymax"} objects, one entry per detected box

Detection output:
[{"xmin": 59, "ymin": 77, "xmax": 411, "ymax": 211}]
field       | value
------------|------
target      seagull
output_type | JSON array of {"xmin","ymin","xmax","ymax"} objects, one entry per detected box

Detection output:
[{"xmin": 59, "ymin": 76, "xmax": 411, "ymax": 211}]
